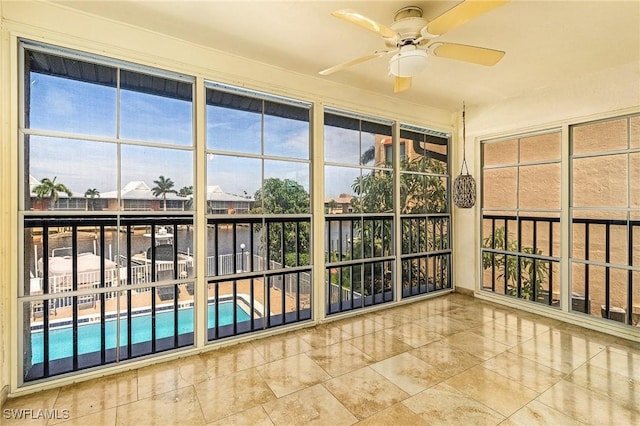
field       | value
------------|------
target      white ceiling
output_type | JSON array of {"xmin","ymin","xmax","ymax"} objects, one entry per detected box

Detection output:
[{"xmin": 54, "ymin": 0, "xmax": 640, "ymax": 111}]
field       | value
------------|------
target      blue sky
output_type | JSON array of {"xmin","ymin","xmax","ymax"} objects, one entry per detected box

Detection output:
[{"xmin": 27, "ymin": 70, "xmax": 387, "ymax": 201}]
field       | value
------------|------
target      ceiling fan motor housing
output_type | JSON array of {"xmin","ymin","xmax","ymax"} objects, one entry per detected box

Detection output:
[{"xmin": 385, "ymin": 6, "xmax": 429, "ymax": 47}]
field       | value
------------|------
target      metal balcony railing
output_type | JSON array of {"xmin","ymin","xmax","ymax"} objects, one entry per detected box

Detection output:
[{"xmin": 482, "ymin": 214, "xmax": 639, "ymax": 326}]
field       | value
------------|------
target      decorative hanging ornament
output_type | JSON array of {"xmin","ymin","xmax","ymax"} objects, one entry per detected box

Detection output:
[{"xmin": 453, "ymin": 102, "xmax": 477, "ymax": 208}]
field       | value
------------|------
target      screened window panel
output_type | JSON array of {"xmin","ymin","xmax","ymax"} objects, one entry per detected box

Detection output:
[
  {"xmin": 324, "ymin": 123, "xmax": 361, "ymax": 165},
  {"xmin": 573, "ymin": 118, "xmax": 628, "ymax": 155},
  {"xmin": 262, "ymin": 160, "xmax": 310, "ymax": 214},
  {"xmin": 263, "ymin": 100, "xmax": 310, "ymax": 159},
  {"xmin": 25, "ymin": 51, "xmax": 117, "ymax": 137},
  {"xmin": 519, "ymin": 132, "xmax": 561, "ymax": 162},
  {"xmin": 631, "ymin": 152, "xmax": 639, "ymax": 208},
  {"xmin": 26, "ymin": 136, "xmax": 117, "ymax": 211},
  {"xmin": 519, "ymin": 163, "xmax": 561, "ymax": 210},
  {"xmin": 121, "ymin": 145, "xmax": 193, "ymax": 211},
  {"xmin": 573, "ymin": 154, "xmax": 628, "ymax": 208},
  {"xmin": 206, "ymin": 104, "xmax": 262, "ymax": 154},
  {"xmin": 483, "ymin": 139, "xmax": 518, "ymax": 166},
  {"xmin": 120, "ymin": 71, "xmax": 193, "ymax": 146},
  {"xmin": 482, "ymin": 167, "xmax": 518, "ymax": 209},
  {"xmin": 207, "ymin": 155, "xmax": 261, "ymax": 214},
  {"xmin": 631, "ymin": 115, "xmax": 640, "ymax": 149}
]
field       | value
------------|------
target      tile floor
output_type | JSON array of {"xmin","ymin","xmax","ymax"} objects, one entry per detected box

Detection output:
[{"xmin": 4, "ymin": 293, "xmax": 640, "ymax": 425}]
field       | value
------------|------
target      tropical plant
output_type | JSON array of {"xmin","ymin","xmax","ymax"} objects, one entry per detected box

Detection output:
[
  {"xmin": 151, "ymin": 175, "xmax": 177, "ymax": 211},
  {"xmin": 251, "ymin": 178, "xmax": 310, "ymax": 266},
  {"xmin": 84, "ymin": 188, "xmax": 100, "ymax": 211},
  {"xmin": 178, "ymin": 185, "xmax": 194, "ymax": 210},
  {"xmin": 32, "ymin": 176, "xmax": 72, "ymax": 210},
  {"xmin": 482, "ymin": 226, "xmax": 549, "ymax": 301},
  {"xmin": 347, "ymin": 153, "xmax": 450, "ymax": 295}
]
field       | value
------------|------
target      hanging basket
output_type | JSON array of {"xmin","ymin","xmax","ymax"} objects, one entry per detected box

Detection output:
[
  {"xmin": 453, "ymin": 169, "xmax": 477, "ymax": 209},
  {"xmin": 453, "ymin": 102, "xmax": 476, "ymax": 209}
]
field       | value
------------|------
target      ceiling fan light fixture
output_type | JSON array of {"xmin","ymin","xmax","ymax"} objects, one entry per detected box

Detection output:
[{"xmin": 389, "ymin": 46, "xmax": 427, "ymax": 77}]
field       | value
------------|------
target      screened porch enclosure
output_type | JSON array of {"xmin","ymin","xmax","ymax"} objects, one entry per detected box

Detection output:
[{"xmin": 18, "ymin": 40, "xmax": 453, "ymax": 384}]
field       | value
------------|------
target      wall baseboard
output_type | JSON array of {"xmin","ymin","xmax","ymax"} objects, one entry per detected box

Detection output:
[
  {"xmin": 1, "ymin": 384, "xmax": 8, "ymax": 409},
  {"xmin": 454, "ymin": 287, "xmax": 474, "ymax": 297}
]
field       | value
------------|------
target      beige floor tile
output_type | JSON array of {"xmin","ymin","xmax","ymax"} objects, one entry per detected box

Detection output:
[
  {"xmin": 307, "ymin": 341, "xmax": 374, "ymax": 377},
  {"xmin": 403, "ymin": 383, "xmax": 505, "ymax": 425},
  {"xmin": 587, "ymin": 345, "xmax": 640, "ymax": 380},
  {"xmin": 255, "ymin": 353, "xmax": 331, "ymax": 398},
  {"xmin": 410, "ymin": 340, "xmax": 483, "ymax": 378},
  {"xmin": 420, "ymin": 297, "xmax": 466, "ymax": 313},
  {"xmin": 474, "ymin": 321, "xmax": 533, "ymax": 347},
  {"xmin": 297, "ymin": 324, "xmax": 353, "ymax": 349},
  {"xmin": 382, "ymin": 323, "xmax": 442, "ymax": 348},
  {"xmin": 331, "ymin": 315, "xmax": 386, "ymax": 338},
  {"xmin": 445, "ymin": 293, "xmax": 477, "ymax": 306},
  {"xmin": 195, "ymin": 368, "xmax": 275, "ymax": 423},
  {"xmin": 115, "ymin": 386, "xmax": 204, "ymax": 426},
  {"xmin": 1, "ymin": 389, "xmax": 60, "ymax": 426},
  {"xmin": 52, "ymin": 371, "xmax": 137, "ymax": 421},
  {"xmin": 323, "ymin": 366, "xmax": 409, "ymax": 420},
  {"xmin": 567, "ymin": 363, "xmax": 640, "ymax": 408},
  {"xmin": 199, "ymin": 342, "xmax": 266, "ymax": 379},
  {"xmin": 348, "ymin": 331, "xmax": 413, "ymax": 362},
  {"xmin": 262, "ymin": 384, "xmax": 357, "ymax": 426},
  {"xmin": 445, "ymin": 365, "xmax": 538, "ymax": 417},
  {"xmin": 443, "ymin": 330, "xmax": 512, "ymax": 360},
  {"xmin": 509, "ymin": 329, "xmax": 606, "ymax": 373},
  {"xmin": 137, "ymin": 355, "xmax": 208, "ymax": 399},
  {"xmin": 556, "ymin": 322, "xmax": 620, "ymax": 346},
  {"xmin": 537, "ymin": 379, "xmax": 640, "ymax": 425},
  {"xmin": 355, "ymin": 402, "xmax": 428, "ymax": 426},
  {"xmin": 397, "ymin": 300, "xmax": 442, "ymax": 320},
  {"xmin": 482, "ymin": 351, "xmax": 565, "ymax": 392},
  {"xmin": 207, "ymin": 406, "xmax": 274, "ymax": 426},
  {"xmin": 414, "ymin": 315, "xmax": 474, "ymax": 336},
  {"xmin": 370, "ymin": 310, "xmax": 413, "ymax": 329},
  {"xmin": 510, "ymin": 312, "xmax": 562, "ymax": 332},
  {"xmin": 370, "ymin": 352, "xmax": 446, "ymax": 395},
  {"xmin": 506, "ymin": 400, "xmax": 582, "ymax": 426},
  {"xmin": 251, "ymin": 332, "xmax": 315, "ymax": 363},
  {"xmin": 446, "ymin": 303, "xmax": 508, "ymax": 324}
]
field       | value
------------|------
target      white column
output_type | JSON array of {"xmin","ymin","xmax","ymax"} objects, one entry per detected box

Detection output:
[{"xmin": 311, "ymin": 103, "xmax": 325, "ymax": 321}]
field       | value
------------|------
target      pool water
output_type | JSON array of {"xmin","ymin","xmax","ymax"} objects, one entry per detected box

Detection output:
[{"xmin": 30, "ymin": 302, "xmax": 250, "ymax": 363}]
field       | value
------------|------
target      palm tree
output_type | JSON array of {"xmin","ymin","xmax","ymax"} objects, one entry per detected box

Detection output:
[
  {"xmin": 177, "ymin": 185, "xmax": 193, "ymax": 210},
  {"xmin": 84, "ymin": 188, "xmax": 100, "ymax": 211},
  {"xmin": 151, "ymin": 175, "xmax": 177, "ymax": 211},
  {"xmin": 32, "ymin": 177, "xmax": 72, "ymax": 210}
]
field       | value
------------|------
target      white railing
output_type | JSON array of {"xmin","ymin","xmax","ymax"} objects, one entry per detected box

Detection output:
[
  {"xmin": 328, "ymin": 282, "xmax": 362, "ymax": 304},
  {"xmin": 34, "ymin": 252, "xmax": 313, "ymax": 308}
]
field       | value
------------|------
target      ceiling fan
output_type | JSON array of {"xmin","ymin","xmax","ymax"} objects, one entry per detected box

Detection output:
[{"xmin": 319, "ymin": 1, "xmax": 510, "ymax": 93}]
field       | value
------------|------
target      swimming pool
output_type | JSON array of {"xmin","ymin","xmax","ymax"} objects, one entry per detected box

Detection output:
[{"xmin": 30, "ymin": 302, "xmax": 250, "ymax": 363}]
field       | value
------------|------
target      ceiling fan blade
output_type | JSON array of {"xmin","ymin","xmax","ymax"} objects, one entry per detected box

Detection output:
[
  {"xmin": 319, "ymin": 51, "xmax": 388, "ymax": 76},
  {"xmin": 424, "ymin": 0, "xmax": 510, "ymax": 37},
  {"xmin": 394, "ymin": 76, "xmax": 412, "ymax": 93},
  {"xmin": 432, "ymin": 43, "xmax": 505, "ymax": 66},
  {"xmin": 332, "ymin": 9, "xmax": 398, "ymax": 39}
]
